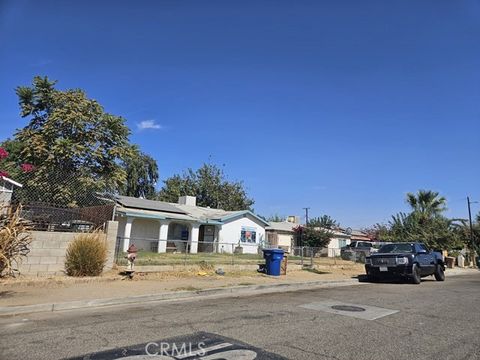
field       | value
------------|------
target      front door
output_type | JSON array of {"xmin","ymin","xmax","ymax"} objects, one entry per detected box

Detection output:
[{"xmin": 199, "ymin": 225, "xmax": 215, "ymax": 252}]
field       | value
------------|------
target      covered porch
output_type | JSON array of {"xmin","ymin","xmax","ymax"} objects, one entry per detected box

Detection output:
[{"xmin": 116, "ymin": 212, "xmax": 222, "ymax": 254}]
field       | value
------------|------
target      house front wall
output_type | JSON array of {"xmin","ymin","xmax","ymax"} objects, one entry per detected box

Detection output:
[
  {"xmin": 130, "ymin": 218, "xmax": 161, "ymax": 251},
  {"xmin": 218, "ymin": 214, "xmax": 266, "ymax": 254},
  {"xmin": 116, "ymin": 215, "xmax": 162, "ymax": 252},
  {"xmin": 266, "ymin": 230, "xmax": 294, "ymax": 251},
  {"xmin": 116, "ymin": 211, "xmax": 267, "ymax": 254},
  {"xmin": 277, "ymin": 233, "xmax": 293, "ymax": 251},
  {"xmin": 327, "ymin": 236, "xmax": 351, "ymax": 257}
]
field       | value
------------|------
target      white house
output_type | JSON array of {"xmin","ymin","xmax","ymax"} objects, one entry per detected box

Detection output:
[
  {"xmin": 265, "ymin": 217, "xmax": 300, "ymax": 252},
  {"xmin": 0, "ymin": 175, "xmax": 22, "ymax": 211},
  {"xmin": 115, "ymin": 195, "xmax": 269, "ymax": 255},
  {"xmin": 290, "ymin": 223, "xmax": 352, "ymax": 257},
  {"xmin": 324, "ymin": 230, "xmax": 351, "ymax": 257}
]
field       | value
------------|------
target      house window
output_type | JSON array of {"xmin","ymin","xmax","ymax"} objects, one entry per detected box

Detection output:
[{"xmin": 241, "ymin": 226, "xmax": 257, "ymax": 243}]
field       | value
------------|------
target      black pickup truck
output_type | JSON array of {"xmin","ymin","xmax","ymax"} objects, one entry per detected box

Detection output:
[{"xmin": 365, "ymin": 242, "xmax": 445, "ymax": 284}]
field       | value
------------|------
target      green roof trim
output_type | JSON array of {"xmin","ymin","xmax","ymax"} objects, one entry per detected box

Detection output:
[
  {"xmin": 200, "ymin": 220, "xmax": 224, "ymax": 225},
  {"xmin": 118, "ymin": 211, "xmax": 166, "ymax": 220}
]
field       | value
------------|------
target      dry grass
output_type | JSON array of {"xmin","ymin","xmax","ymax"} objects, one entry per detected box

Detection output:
[
  {"xmin": 0, "ymin": 206, "xmax": 32, "ymax": 277},
  {"xmin": 64, "ymin": 230, "xmax": 108, "ymax": 277}
]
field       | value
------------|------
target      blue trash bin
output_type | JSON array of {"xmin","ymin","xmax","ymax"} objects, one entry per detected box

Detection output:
[{"xmin": 262, "ymin": 249, "xmax": 284, "ymax": 276}]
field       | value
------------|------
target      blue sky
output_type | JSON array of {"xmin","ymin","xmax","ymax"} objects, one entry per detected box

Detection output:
[{"xmin": 1, "ymin": 0, "xmax": 479, "ymax": 227}]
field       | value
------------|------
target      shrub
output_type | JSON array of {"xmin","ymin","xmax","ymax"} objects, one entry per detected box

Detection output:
[
  {"xmin": 0, "ymin": 206, "xmax": 32, "ymax": 277},
  {"xmin": 64, "ymin": 231, "xmax": 107, "ymax": 276}
]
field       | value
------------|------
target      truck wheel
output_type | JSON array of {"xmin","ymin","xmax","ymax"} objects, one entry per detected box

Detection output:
[
  {"xmin": 412, "ymin": 264, "xmax": 421, "ymax": 284},
  {"xmin": 434, "ymin": 264, "xmax": 445, "ymax": 281}
]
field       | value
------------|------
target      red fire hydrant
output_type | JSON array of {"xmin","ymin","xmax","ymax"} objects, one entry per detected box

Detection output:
[{"xmin": 125, "ymin": 244, "xmax": 138, "ymax": 278}]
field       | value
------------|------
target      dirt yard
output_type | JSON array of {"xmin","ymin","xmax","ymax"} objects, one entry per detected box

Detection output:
[{"xmin": 0, "ymin": 262, "xmax": 365, "ymax": 307}]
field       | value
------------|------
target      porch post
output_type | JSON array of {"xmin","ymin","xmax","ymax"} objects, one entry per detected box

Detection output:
[
  {"xmin": 216, "ymin": 226, "xmax": 223, "ymax": 253},
  {"xmin": 158, "ymin": 220, "xmax": 169, "ymax": 253},
  {"xmin": 190, "ymin": 223, "xmax": 200, "ymax": 254},
  {"xmin": 123, "ymin": 216, "xmax": 134, "ymax": 252}
]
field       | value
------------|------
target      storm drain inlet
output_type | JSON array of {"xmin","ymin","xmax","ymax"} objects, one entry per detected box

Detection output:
[{"xmin": 331, "ymin": 305, "xmax": 366, "ymax": 312}]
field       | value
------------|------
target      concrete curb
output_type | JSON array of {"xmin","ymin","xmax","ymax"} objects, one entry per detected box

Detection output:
[
  {"xmin": 444, "ymin": 268, "xmax": 478, "ymax": 276},
  {"xmin": 0, "ymin": 269, "xmax": 476, "ymax": 316},
  {"xmin": 0, "ymin": 279, "xmax": 361, "ymax": 316}
]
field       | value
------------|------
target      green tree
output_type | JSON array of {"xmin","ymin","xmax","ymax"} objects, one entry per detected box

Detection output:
[
  {"xmin": 386, "ymin": 212, "xmax": 462, "ymax": 250},
  {"xmin": 121, "ymin": 147, "xmax": 159, "ymax": 199},
  {"xmin": 157, "ymin": 162, "xmax": 254, "ymax": 211},
  {"xmin": 293, "ymin": 225, "xmax": 332, "ymax": 249},
  {"xmin": 406, "ymin": 190, "xmax": 447, "ymax": 218},
  {"xmin": 362, "ymin": 224, "xmax": 390, "ymax": 241},
  {"xmin": 378, "ymin": 191, "xmax": 462, "ymax": 250},
  {"xmin": 7, "ymin": 76, "xmax": 135, "ymax": 205},
  {"xmin": 0, "ymin": 139, "xmax": 24, "ymax": 176},
  {"xmin": 266, "ymin": 214, "xmax": 286, "ymax": 222},
  {"xmin": 308, "ymin": 215, "xmax": 339, "ymax": 229}
]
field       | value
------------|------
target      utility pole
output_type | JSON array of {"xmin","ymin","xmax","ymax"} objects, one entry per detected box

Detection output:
[
  {"xmin": 467, "ymin": 197, "xmax": 477, "ymax": 267},
  {"xmin": 303, "ymin": 207, "xmax": 310, "ymax": 226},
  {"xmin": 300, "ymin": 207, "xmax": 310, "ymax": 249}
]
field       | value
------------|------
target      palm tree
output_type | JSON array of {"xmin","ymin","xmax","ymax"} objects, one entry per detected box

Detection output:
[{"xmin": 406, "ymin": 190, "xmax": 447, "ymax": 218}]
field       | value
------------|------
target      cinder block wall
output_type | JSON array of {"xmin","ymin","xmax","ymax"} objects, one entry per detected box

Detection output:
[{"xmin": 18, "ymin": 221, "xmax": 118, "ymax": 276}]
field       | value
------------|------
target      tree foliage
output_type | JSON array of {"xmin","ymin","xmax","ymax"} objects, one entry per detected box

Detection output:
[
  {"xmin": 406, "ymin": 190, "xmax": 447, "ymax": 218},
  {"xmin": 121, "ymin": 147, "xmax": 159, "ymax": 199},
  {"xmin": 266, "ymin": 214, "xmax": 286, "ymax": 222},
  {"xmin": 6, "ymin": 76, "xmax": 132, "ymax": 205},
  {"xmin": 308, "ymin": 215, "xmax": 339, "ymax": 229},
  {"xmin": 293, "ymin": 225, "xmax": 332, "ymax": 248},
  {"xmin": 157, "ymin": 163, "xmax": 254, "ymax": 211},
  {"xmin": 2, "ymin": 76, "xmax": 160, "ymax": 206},
  {"xmin": 362, "ymin": 224, "xmax": 390, "ymax": 241},
  {"xmin": 371, "ymin": 190, "xmax": 465, "ymax": 250},
  {"xmin": 386, "ymin": 212, "xmax": 463, "ymax": 250}
]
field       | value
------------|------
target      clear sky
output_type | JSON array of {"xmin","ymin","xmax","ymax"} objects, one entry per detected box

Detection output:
[{"xmin": 1, "ymin": 0, "xmax": 479, "ymax": 228}]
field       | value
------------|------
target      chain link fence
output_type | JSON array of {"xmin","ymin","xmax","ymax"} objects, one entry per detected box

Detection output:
[
  {"xmin": 113, "ymin": 238, "xmax": 364, "ymax": 269},
  {"xmin": 8, "ymin": 169, "xmax": 114, "ymax": 232},
  {"xmin": 114, "ymin": 237, "xmax": 265, "ymax": 267}
]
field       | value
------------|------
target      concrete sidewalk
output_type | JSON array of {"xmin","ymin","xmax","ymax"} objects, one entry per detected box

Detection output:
[
  {"xmin": 0, "ymin": 267, "xmax": 476, "ymax": 317},
  {"xmin": 0, "ymin": 278, "xmax": 363, "ymax": 316}
]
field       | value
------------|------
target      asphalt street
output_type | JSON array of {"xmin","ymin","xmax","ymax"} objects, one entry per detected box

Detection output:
[{"xmin": 0, "ymin": 272, "xmax": 479, "ymax": 360}]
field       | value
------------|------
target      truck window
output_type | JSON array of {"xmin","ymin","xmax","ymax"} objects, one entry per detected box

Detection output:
[{"xmin": 418, "ymin": 243, "xmax": 430, "ymax": 253}]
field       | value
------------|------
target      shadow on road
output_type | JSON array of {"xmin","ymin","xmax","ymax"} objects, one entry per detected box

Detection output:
[{"xmin": 355, "ymin": 274, "xmax": 440, "ymax": 285}]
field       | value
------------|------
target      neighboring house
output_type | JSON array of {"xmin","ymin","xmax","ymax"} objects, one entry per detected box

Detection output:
[
  {"xmin": 292, "ymin": 224, "xmax": 351, "ymax": 257},
  {"xmin": 349, "ymin": 229, "xmax": 372, "ymax": 242},
  {"xmin": 324, "ymin": 230, "xmax": 351, "ymax": 257},
  {"xmin": 265, "ymin": 217, "xmax": 300, "ymax": 252},
  {"xmin": 0, "ymin": 175, "xmax": 22, "ymax": 211},
  {"xmin": 114, "ymin": 195, "xmax": 269, "ymax": 254}
]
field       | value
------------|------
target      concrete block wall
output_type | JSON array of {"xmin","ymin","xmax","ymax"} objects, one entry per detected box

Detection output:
[{"xmin": 17, "ymin": 221, "xmax": 119, "ymax": 276}]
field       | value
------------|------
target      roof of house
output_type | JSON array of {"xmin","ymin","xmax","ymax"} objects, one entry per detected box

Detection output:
[
  {"xmin": 115, "ymin": 195, "xmax": 269, "ymax": 226},
  {"xmin": 266, "ymin": 221, "xmax": 298, "ymax": 233},
  {"xmin": 350, "ymin": 229, "xmax": 371, "ymax": 240},
  {"xmin": 116, "ymin": 207, "xmax": 198, "ymax": 222},
  {"xmin": 116, "ymin": 195, "xmax": 187, "ymax": 215},
  {"xmin": 351, "ymin": 229, "xmax": 367, "ymax": 236},
  {"xmin": 0, "ymin": 176, "xmax": 23, "ymax": 188}
]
